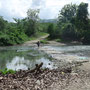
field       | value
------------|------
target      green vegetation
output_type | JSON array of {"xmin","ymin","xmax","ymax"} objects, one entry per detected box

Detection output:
[
  {"xmin": 48, "ymin": 2, "xmax": 90, "ymax": 44},
  {"xmin": 40, "ymin": 40, "xmax": 49, "ymax": 44},
  {"xmin": 29, "ymin": 32, "xmax": 48, "ymax": 41},
  {"xmin": 0, "ymin": 2, "xmax": 90, "ymax": 45},
  {"xmin": 0, "ymin": 16, "xmax": 29, "ymax": 46},
  {"xmin": 55, "ymin": 39, "xmax": 62, "ymax": 42},
  {"xmin": 0, "ymin": 9, "xmax": 48, "ymax": 46},
  {"xmin": 0, "ymin": 68, "xmax": 16, "ymax": 75}
]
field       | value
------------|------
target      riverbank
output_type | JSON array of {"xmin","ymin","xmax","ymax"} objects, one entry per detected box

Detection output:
[{"xmin": 0, "ymin": 60, "xmax": 90, "ymax": 90}]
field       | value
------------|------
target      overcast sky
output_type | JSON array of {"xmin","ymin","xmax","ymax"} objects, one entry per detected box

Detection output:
[{"xmin": 0, "ymin": 0, "xmax": 90, "ymax": 21}]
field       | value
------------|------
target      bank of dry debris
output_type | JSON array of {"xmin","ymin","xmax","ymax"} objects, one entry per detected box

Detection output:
[{"xmin": 0, "ymin": 63, "xmax": 90, "ymax": 90}]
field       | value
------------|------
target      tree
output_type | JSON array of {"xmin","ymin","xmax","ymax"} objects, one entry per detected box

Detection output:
[
  {"xmin": 27, "ymin": 9, "xmax": 39, "ymax": 21},
  {"xmin": 26, "ymin": 9, "xmax": 40, "ymax": 36},
  {"xmin": 13, "ymin": 18, "xmax": 26, "ymax": 32},
  {"xmin": 58, "ymin": 3, "xmax": 77, "ymax": 24},
  {"xmin": 75, "ymin": 2, "xmax": 89, "ymax": 31},
  {"xmin": 61, "ymin": 23, "xmax": 77, "ymax": 41},
  {"xmin": 47, "ymin": 23, "xmax": 55, "ymax": 38},
  {"xmin": 57, "ymin": 3, "xmax": 78, "ymax": 41},
  {"xmin": 74, "ymin": 2, "xmax": 90, "ymax": 44},
  {"xmin": 0, "ymin": 16, "xmax": 7, "ymax": 32}
]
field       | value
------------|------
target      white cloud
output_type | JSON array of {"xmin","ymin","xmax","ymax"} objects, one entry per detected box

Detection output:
[
  {"xmin": 0, "ymin": 0, "xmax": 32, "ymax": 21},
  {"xmin": 0, "ymin": 0, "xmax": 90, "ymax": 21}
]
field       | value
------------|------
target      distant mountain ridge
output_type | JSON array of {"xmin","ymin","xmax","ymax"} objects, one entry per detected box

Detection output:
[{"xmin": 39, "ymin": 19, "xmax": 57, "ymax": 23}]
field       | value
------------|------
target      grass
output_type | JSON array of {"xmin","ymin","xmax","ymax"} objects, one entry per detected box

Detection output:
[
  {"xmin": 0, "ymin": 68, "xmax": 16, "ymax": 75},
  {"xmin": 40, "ymin": 40, "xmax": 49, "ymax": 44},
  {"xmin": 29, "ymin": 37, "xmax": 36, "ymax": 41}
]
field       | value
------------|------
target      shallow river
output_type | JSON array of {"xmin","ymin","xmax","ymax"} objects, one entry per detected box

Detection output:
[
  {"xmin": 0, "ymin": 45, "xmax": 90, "ymax": 70},
  {"xmin": 0, "ymin": 46, "xmax": 53, "ymax": 70},
  {"xmin": 48, "ymin": 45, "xmax": 90, "ymax": 58}
]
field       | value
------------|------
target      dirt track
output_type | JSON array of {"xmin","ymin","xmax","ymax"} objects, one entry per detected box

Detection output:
[{"xmin": 23, "ymin": 34, "xmax": 49, "ymax": 46}]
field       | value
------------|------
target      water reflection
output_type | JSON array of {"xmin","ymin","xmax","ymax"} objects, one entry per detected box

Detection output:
[
  {"xmin": 6, "ymin": 56, "xmax": 54, "ymax": 70},
  {"xmin": 6, "ymin": 56, "xmax": 28, "ymax": 70},
  {"xmin": 1, "ymin": 45, "xmax": 90, "ymax": 70},
  {"xmin": 0, "ymin": 46, "xmax": 54, "ymax": 70}
]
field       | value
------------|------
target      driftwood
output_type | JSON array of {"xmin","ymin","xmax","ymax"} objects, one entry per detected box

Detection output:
[
  {"xmin": 30, "ymin": 62, "xmax": 43, "ymax": 73},
  {"xmin": 21, "ymin": 62, "xmax": 43, "ymax": 77}
]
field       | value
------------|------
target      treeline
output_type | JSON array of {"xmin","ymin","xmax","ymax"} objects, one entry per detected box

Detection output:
[
  {"xmin": 48, "ymin": 2, "xmax": 90, "ymax": 44},
  {"xmin": 1, "ymin": 2, "xmax": 90, "ymax": 45},
  {"xmin": 0, "ymin": 9, "xmax": 48, "ymax": 46}
]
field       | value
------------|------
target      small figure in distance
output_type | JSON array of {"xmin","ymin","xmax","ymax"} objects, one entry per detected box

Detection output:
[{"xmin": 36, "ymin": 41, "xmax": 40, "ymax": 48}]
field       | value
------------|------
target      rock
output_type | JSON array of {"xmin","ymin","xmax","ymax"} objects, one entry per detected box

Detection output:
[
  {"xmin": 71, "ymin": 73, "xmax": 78, "ymax": 76},
  {"xmin": 36, "ymin": 80, "xmax": 41, "ymax": 85},
  {"xmin": 0, "ymin": 77, "xmax": 3, "ymax": 80}
]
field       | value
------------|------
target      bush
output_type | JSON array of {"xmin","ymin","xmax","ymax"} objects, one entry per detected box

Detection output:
[{"xmin": 0, "ymin": 27, "xmax": 28, "ymax": 46}]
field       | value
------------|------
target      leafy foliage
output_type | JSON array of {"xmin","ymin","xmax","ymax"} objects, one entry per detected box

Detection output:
[
  {"xmin": 26, "ymin": 9, "xmax": 40, "ymax": 36},
  {"xmin": 48, "ymin": 2, "xmax": 90, "ymax": 44},
  {"xmin": 0, "ymin": 68, "xmax": 16, "ymax": 75},
  {"xmin": 71, "ymin": 2, "xmax": 90, "ymax": 44},
  {"xmin": 60, "ymin": 23, "xmax": 77, "ymax": 41},
  {"xmin": 0, "ymin": 16, "xmax": 7, "ymax": 32},
  {"xmin": 75, "ymin": 2, "xmax": 89, "ymax": 30},
  {"xmin": 47, "ymin": 23, "xmax": 59, "ymax": 39},
  {"xmin": 0, "ymin": 3, "xmax": 90, "ymax": 45},
  {"xmin": 58, "ymin": 3, "xmax": 77, "ymax": 24},
  {"xmin": 0, "ymin": 8, "xmax": 48, "ymax": 46}
]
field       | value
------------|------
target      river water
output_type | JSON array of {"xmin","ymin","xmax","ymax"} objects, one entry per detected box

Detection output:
[
  {"xmin": 48, "ymin": 45, "xmax": 90, "ymax": 58},
  {"xmin": 0, "ymin": 46, "xmax": 54, "ymax": 70},
  {"xmin": 0, "ymin": 45, "xmax": 90, "ymax": 70}
]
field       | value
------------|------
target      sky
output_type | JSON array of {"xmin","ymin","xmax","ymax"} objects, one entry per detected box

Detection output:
[{"xmin": 0, "ymin": 0, "xmax": 90, "ymax": 22}]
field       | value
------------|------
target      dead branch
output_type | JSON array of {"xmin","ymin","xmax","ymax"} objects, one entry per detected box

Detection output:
[{"xmin": 21, "ymin": 62, "xmax": 43, "ymax": 78}]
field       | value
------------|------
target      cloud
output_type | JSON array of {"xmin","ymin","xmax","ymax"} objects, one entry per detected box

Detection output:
[
  {"xmin": 0, "ymin": 0, "xmax": 90, "ymax": 21},
  {"xmin": 31, "ymin": 0, "xmax": 45, "ymax": 8},
  {"xmin": 0, "ymin": 0, "xmax": 32, "ymax": 21}
]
